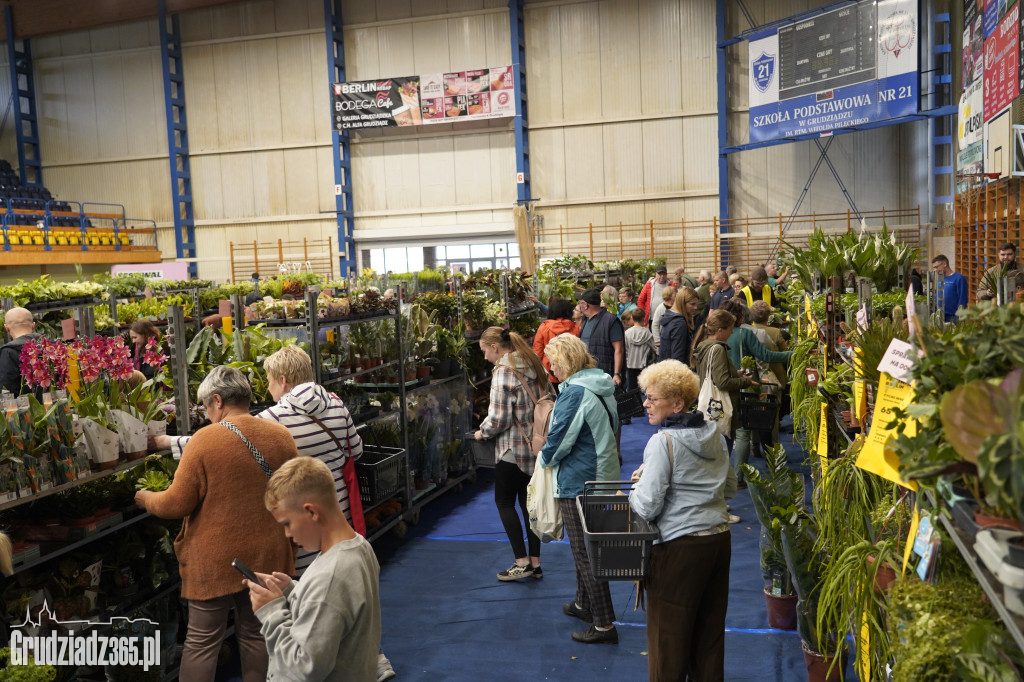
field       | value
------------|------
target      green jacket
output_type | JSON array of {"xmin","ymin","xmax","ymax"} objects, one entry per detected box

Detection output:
[
  {"xmin": 693, "ymin": 339, "xmax": 752, "ymax": 432},
  {"xmin": 725, "ymin": 326, "xmax": 791, "ymax": 375}
]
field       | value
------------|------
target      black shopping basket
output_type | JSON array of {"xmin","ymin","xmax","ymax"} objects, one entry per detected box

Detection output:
[
  {"xmin": 615, "ymin": 388, "xmax": 646, "ymax": 420},
  {"xmin": 355, "ymin": 445, "xmax": 405, "ymax": 506},
  {"xmin": 576, "ymin": 481, "xmax": 658, "ymax": 581},
  {"xmin": 738, "ymin": 393, "xmax": 780, "ymax": 433},
  {"xmin": 464, "ymin": 431, "xmax": 494, "ymax": 469}
]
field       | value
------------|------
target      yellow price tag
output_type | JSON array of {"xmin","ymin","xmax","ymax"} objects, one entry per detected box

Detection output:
[
  {"xmin": 223, "ymin": 316, "xmax": 233, "ymax": 334},
  {"xmin": 67, "ymin": 349, "xmax": 81, "ymax": 401},
  {"xmin": 858, "ymin": 613, "xmax": 870, "ymax": 681},
  {"xmin": 853, "ymin": 347, "xmax": 867, "ymax": 422},
  {"xmin": 818, "ymin": 402, "xmax": 829, "ymax": 477},
  {"xmin": 903, "ymin": 496, "xmax": 920, "ymax": 574},
  {"xmin": 855, "ymin": 373, "xmax": 918, "ymax": 490}
]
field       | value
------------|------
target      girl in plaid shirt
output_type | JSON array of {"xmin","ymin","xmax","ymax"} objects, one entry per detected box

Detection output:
[{"xmin": 474, "ymin": 326, "xmax": 551, "ymax": 581}]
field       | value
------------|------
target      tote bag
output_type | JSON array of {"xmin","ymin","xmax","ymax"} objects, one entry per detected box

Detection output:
[
  {"xmin": 697, "ymin": 344, "xmax": 733, "ymax": 437},
  {"xmin": 526, "ymin": 463, "xmax": 563, "ymax": 542}
]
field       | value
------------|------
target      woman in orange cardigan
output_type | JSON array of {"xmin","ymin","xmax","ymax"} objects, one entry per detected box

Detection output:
[
  {"xmin": 136, "ymin": 366, "xmax": 299, "ymax": 682},
  {"xmin": 532, "ymin": 298, "xmax": 579, "ymax": 390}
]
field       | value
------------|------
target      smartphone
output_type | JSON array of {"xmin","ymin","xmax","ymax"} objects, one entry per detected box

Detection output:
[{"xmin": 232, "ymin": 558, "xmax": 264, "ymax": 588}]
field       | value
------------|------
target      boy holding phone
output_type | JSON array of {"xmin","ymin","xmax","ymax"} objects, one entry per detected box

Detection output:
[{"xmin": 244, "ymin": 457, "xmax": 381, "ymax": 681}]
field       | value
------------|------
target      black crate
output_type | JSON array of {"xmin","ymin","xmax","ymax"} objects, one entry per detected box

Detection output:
[
  {"xmin": 738, "ymin": 395, "xmax": 779, "ymax": 433},
  {"xmin": 615, "ymin": 388, "xmax": 646, "ymax": 420},
  {"xmin": 355, "ymin": 446, "xmax": 404, "ymax": 506},
  {"xmin": 576, "ymin": 482, "xmax": 658, "ymax": 581}
]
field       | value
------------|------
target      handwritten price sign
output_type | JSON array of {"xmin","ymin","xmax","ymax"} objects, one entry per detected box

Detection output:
[{"xmin": 876, "ymin": 338, "xmax": 915, "ymax": 383}]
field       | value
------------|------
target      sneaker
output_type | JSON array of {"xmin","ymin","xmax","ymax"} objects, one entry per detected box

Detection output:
[
  {"xmin": 728, "ymin": 513, "xmax": 741, "ymax": 524},
  {"xmin": 376, "ymin": 654, "xmax": 396, "ymax": 682},
  {"xmin": 571, "ymin": 625, "xmax": 618, "ymax": 644},
  {"xmin": 497, "ymin": 562, "xmax": 534, "ymax": 581},
  {"xmin": 531, "ymin": 565, "xmax": 543, "ymax": 580},
  {"xmin": 562, "ymin": 601, "xmax": 593, "ymax": 623}
]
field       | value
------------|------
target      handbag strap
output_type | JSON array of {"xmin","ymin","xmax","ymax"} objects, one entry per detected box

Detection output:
[
  {"xmin": 506, "ymin": 364, "xmax": 548, "ymax": 445},
  {"xmin": 219, "ymin": 420, "xmax": 273, "ymax": 480},
  {"xmin": 662, "ymin": 432, "xmax": 674, "ymax": 480},
  {"xmin": 308, "ymin": 414, "xmax": 353, "ymax": 457}
]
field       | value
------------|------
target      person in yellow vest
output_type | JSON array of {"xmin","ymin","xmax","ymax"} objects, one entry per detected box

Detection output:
[{"xmin": 739, "ymin": 266, "xmax": 781, "ymax": 308}]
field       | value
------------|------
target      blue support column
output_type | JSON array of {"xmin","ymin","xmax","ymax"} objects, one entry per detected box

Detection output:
[
  {"xmin": 510, "ymin": 0, "xmax": 531, "ymax": 202},
  {"xmin": 158, "ymin": 0, "xmax": 197, "ymax": 278},
  {"xmin": 716, "ymin": 0, "xmax": 729, "ymax": 266},
  {"xmin": 324, "ymin": 0, "xmax": 356, "ymax": 277},
  {"xmin": 931, "ymin": 13, "xmax": 953, "ymax": 211},
  {"xmin": 5, "ymin": 6, "xmax": 43, "ymax": 187}
]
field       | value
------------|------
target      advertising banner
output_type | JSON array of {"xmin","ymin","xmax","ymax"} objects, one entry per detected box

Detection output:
[
  {"xmin": 747, "ymin": 0, "xmax": 918, "ymax": 143},
  {"xmin": 983, "ymin": 2, "xmax": 1019, "ymax": 122},
  {"xmin": 333, "ymin": 65, "xmax": 515, "ymax": 131},
  {"xmin": 958, "ymin": 77, "xmax": 984, "ymax": 150}
]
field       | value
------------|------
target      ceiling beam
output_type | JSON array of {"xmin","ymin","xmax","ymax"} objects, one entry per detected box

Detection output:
[{"xmin": 0, "ymin": 0, "xmax": 244, "ymax": 40}]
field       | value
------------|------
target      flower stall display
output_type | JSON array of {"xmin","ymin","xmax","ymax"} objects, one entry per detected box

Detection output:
[{"xmin": 18, "ymin": 335, "xmax": 171, "ymax": 471}]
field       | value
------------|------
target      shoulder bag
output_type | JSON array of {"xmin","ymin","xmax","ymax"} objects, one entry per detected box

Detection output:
[
  {"xmin": 219, "ymin": 420, "xmax": 274, "ymax": 479},
  {"xmin": 696, "ymin": 344, "xmax": 733, "ymax": 437},
  {"xmin": 308, "ymin": 414, "xmax": 366, "ymax": 538}
]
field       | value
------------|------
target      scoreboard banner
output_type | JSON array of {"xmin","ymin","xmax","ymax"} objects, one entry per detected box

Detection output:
[
  {"xmin": 332, "ymin": 66, "xmax": 515, "ymax": 131},
  {"xmin": 748, "ymin": 0, "xmax": 918, "ymax": 143}
]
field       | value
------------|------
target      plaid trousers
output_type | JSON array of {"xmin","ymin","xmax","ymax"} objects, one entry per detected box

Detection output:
[{"xmin": 559, "ymin": 497, "xmax": 615, "ymax": 627}]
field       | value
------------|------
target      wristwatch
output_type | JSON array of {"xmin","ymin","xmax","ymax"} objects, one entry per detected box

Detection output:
[{"xmin": 614, "ymin": 372, "xmax": 622, "ymax": 376}]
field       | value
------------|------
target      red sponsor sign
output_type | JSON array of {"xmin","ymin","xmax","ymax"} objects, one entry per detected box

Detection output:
[{"xmin": 984, "ymin": 2, "xmax": 1019, "ymax": 121}]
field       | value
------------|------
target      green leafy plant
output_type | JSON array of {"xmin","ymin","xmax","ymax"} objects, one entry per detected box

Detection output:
[
  {"xmin": 740, "ymin": 444, "xmax": 804, "ymax": 596},
  {"xmin": 0, "ymin": 646, "xmax": 57, "ymax": 680}
]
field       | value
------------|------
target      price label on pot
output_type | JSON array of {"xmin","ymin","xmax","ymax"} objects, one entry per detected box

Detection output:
[
  {"xmin": 817, "ymin": 402, "xmax": 829, "ymax": 476},
  {"xmin": 877, "ymin": 338, "xmax": 915, "ymax": 383}
]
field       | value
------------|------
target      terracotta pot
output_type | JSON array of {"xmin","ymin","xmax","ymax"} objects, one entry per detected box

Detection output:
[
  {"xmin": 802, "ymin": 643, "xmax": 848, "ymax": 682},
  {"xmin": 416, "ymin": 365, "xmax": 431, "ymax": 379},
  {"xmin": 763, "ymin": 586, "xmax": 797, "ymax": 630},
  {"xmin": 125, "ymin": 450, "xmax": 148, "ymax": 461},
  {"xmin": 866, "ymin": 554, "xmax": 897, "ymax": 593},
  {"xmin": 404, "ymin": 370, "xmax": 417, "ymax": 382},
  {"xmin": 975, "ymin": 508, "xmax": 1023, "ymax": 531}
]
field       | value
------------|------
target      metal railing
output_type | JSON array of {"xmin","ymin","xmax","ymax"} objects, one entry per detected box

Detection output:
[{"xmin": 532, "ymin": 207, "xmax": 924, "ymax": 273}]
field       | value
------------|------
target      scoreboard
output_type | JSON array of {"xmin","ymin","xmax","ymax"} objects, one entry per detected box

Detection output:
[
  {"xmin": 778, "ymin": 2, "xmax": 877, "ymax": 100},
  {"xmin": 748, "ymin": 0, "xmax": 919, "ymax": 143}
]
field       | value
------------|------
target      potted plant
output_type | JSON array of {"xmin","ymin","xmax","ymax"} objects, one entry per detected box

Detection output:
[
  {"xmin": 778, "ymin": 506, "xmax": 848, "ymax": 681},
  {"xmin": 740, "ymin": 444, "xmax": 804, "ymax": 630}
]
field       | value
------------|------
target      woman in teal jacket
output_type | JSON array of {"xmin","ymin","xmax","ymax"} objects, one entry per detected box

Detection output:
[{"xmin": 539, "ymin": 334, "xmax": 620, "ymax": 645}]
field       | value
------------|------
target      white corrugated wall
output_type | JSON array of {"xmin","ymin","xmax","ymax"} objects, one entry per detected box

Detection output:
[{"xmin": 0, "ymin": 0, "xmax": 927, "ymax": 281}]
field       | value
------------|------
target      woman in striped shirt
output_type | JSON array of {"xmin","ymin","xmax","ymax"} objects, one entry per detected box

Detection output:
[{"xmin": 157, "ymin": 345, "xmax": 364, "ymax": 573}]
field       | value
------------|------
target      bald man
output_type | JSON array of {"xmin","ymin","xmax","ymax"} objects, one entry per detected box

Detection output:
[{"xmin": 0, "ymin": 307, "xmax": 40, "ymax": 395}]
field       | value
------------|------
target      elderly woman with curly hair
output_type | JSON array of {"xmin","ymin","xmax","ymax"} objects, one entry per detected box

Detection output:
[{"xmin": 629, "ymin": 359, "xmax": 735, "ymax": 682}]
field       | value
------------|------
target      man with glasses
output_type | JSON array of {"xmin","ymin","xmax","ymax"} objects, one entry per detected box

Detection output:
[
  {"xmin": 739, "ymin": 266, "xmax": 781, "ymax": 308},
  {"xmin": 930, "ymin": 254, "xmax": 968, "ymax": 322}
]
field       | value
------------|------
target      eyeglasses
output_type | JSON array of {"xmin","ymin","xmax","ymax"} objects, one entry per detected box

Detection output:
[{"xmin": 643, "ymin": 395, "xmax": 664, "ymax": 404}]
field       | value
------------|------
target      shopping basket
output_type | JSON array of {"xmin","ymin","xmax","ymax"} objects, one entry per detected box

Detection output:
[
  {"xmin": 576, "ymin": 481, "xmax": 658, "ymax": 581},
  {"xmin": 615, "ymin": 388, "xmax": 646, "ymax": 420},
  {"xmin": 464, "ymin": 431, "xmax": 494, "ymax": 469},
  {"xmin": 738, "ymin": 393, "xmax": 780, "ymax": 433},
  {"xmin": 355, "ymin": 445, "xmax": 404, "ymax": 506}
]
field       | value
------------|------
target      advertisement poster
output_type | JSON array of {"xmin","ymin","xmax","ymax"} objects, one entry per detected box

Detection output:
[
  {"xmin": 332, "ymin": 77, "xmax": 422, "ymax": 130},
  {"xmin": 983, "ymin": 2, "xmax": 1019, "ymax": 122},
  {"xmin": 747, "ymin": 0, "xmax": 918, "ymax": 143},
  {"xmin": 418, "ymin": 67, "xmax": 515, "ymax": 124},
  {"xmin": 958, "ymin": 77, "xmax": 984, "ymax": 150},
  {"xmin": 333, "ymin": 65, "xmax": 515, "ymax": 131},
  {"xmin": 957, "ymin": 141, "xmax": 985, "ymax": 193}
]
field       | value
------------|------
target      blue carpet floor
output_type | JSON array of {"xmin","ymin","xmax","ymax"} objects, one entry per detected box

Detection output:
[{"xmin": 218, "ymin": 415, "xmax": 858, "ymax": 681}]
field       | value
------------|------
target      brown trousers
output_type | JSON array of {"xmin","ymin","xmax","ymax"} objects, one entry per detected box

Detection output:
[
  {"xmin": 180, "ymin": 589, "xmax": 268, "ymax": 682},
  {"xmin": 646, "ymin": 531, "xmax": 731, "ymax": 682}
]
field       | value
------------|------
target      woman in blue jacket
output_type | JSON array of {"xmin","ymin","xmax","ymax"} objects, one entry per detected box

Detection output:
[
  {"xmin": 538, "ymin": 334, "xmax": 620, "ymax": 645},
  {"xmin": 629, "ymin": 359, "xmax": 735, "ymax": 681}
]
